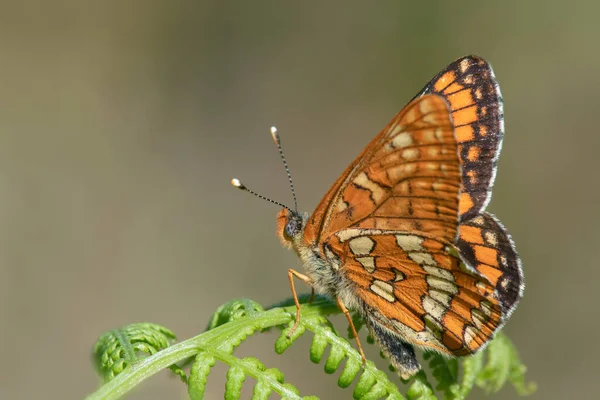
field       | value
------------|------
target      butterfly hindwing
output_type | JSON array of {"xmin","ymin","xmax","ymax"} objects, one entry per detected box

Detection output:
[
  {"xmin": 303, "ymin": 94, "xmax": 461, "ymax": 247},
  {"xmin": 415, "ymin": 55, "xmax": 504, "ymax": 221},
  {"xmin": 456, "ymin": 211, "xmax": 523, "ymax": 318},
  {"xmin": 323, "ymin": 230, "xmax": 504, "ymax": 376}
]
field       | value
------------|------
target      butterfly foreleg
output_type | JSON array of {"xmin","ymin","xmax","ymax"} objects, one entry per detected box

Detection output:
[
  {"xmin": 287, "ymin": 269, "xmax": 313, "ymax": 337},
  {"xmin": 336, "ymin": 297, "xmax": 367, "ymax": 365}
]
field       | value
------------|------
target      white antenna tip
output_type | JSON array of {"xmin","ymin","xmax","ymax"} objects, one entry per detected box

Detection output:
[
  {"xmin": 231, "ymin": 178, "xmax": 243, "ymax": 188},
  {"xmin": 270, "ymin": 126, "xmax": 279, "ymax": 142}
]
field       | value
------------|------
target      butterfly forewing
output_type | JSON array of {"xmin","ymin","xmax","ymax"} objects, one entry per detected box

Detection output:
[
  {"xmin": 415, "ymin": 56, "xmax": 504, "ymax": 221},
  {"xmin": 303, "ymin": 94, "xmax": 461, "ymax": 247}
]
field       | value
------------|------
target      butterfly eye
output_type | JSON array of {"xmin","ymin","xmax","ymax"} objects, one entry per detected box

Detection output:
[{"xmin": 284, "ymin": 215, "xmax": 302, "ymax": 239}]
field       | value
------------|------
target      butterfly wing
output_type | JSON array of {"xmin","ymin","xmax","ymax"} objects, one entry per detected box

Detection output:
[
  {"xmin": 303, "ymin": 94, "xmax": 461, "ymax": 247},
  {"xmin": 323, "ymin": 230, "xmax": 504, "ymax": 375},
  {"xmin": 457, "ymin": 212, "xmax": 523, "ymax": 318},
  {"xmin": 417, "ymin": 57, "xmax": 523, "ymax": 317},
  {"xmin": 414, "ymin": 55, "xmax": 504, "ymax": 221}
]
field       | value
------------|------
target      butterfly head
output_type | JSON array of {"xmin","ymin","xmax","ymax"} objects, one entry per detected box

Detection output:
[{"xmin": 276, "ymin": 208, "xmax": 306, "ymax": 248}]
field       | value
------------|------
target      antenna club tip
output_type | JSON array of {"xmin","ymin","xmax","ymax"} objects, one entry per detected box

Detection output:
[
  {"xmin": 270, "ymin": 126, "xmax": 279, "ymax": 142},
  {"xmin": 231, "ymin": 178, "xmax": 244, "ymax": 189}
]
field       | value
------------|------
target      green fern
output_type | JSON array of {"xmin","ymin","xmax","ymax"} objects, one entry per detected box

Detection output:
[{"xmin": 87, "ymin": 296, "xmax": 535, "ymax": 399}]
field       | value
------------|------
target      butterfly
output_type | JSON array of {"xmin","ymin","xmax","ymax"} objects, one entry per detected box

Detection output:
[{"xmin": 232, "ymin": 55, "xmax": 524, "ymax": 379}]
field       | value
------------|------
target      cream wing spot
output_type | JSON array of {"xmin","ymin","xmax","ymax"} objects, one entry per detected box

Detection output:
[
  {"xmin": 426, "ymin": 162, "xmax": 439, "ymax": 171},
  {"xmin": 471, "ymin": 215, "xmax": 485, "ymax": 226},
  {"xmin": 419, "ymin": 97, "xmax": 436, "ymax": 114},
  {"xmin": 475, "ymin": 281, "xmax": 487, "ymax": 293},
  {"xmin": 353, "ymin": 172, "xmax": 386, "ymax": 203},
  {"xmin": 499, "ymin": 254, "xmax": 508, "ymax": 267},
  {"xmin": 335, "ymin": 200, "xmax": 348, "ymax": 213},
  {"xmin": 394, "ymin": 270, "xmax": 405, "ymax": 282},
  {"xmin": 434, "ymin": 127, "xmax": 444, "ymax": 141},
  {"xmin": 336, "ymin": 228, "xmax": 383, "ymax": 242},
  {"xmin": 402, "ymin": 148, "xmax": 419, "ymax": 160},
  {"xmin": 349, "ymin": 236, "xmax": 375, "ymax": 255},
  {"xmin": 464, "ymin": 325, "xmax": 478, "ymax": 346},
  {"xmin": 429, "ymin": 288, "xmax": 452, "ymax": 306},
  {"xmin": 391, "ymin": 131, "xmax": 413, "ymax": 148},
  {"xmin": 480, "ymin": 300, "xmax": 493, "ymax": 317},
  {"xmin": 423, "ymin": 265, "xmax": 455, "ymax": 281},
  {"xmin": 423, "ymin": 296, "xmax": 446, "ymax": 321},
  {"xmin": 423, "ymin": 315, "xmax": 444, "ymax": 340},
  {"xmin": 356, "ymin": 256, "xmax": 376, "ymax": 273},
  {"xmin": 484, "ymin": 231, "xmax": 498, "ymax": 246},
  {"xmin": 387, "ymin": 123, "xmax": 405, "ymax": 139},
  {"xmin": 460, "ymin": 59, "xmax": 469, "ymax": 72},
  {"xmin": 390, "ymin": 319, "xmax": 445, "ymax": 349},
  {"xmin": 408, "ymin": 252, "xmax": 437, "ymax": 266},
  {"xmin": 370, "ymin": 280, "xmax": 396, "ymax": 302},
  {"xmin": 427, "ymin": 147, "xmax": 440, "ymax": 157},
  {"xmin": 423, "ymin": 129, "xmax": 436, "ymax": 143},
  {"xmin": 426, "ymin": 276, "xmax": 459, "ymax": 296},
  {"xmin": 396, "ymin": 235, "xmax": 424, "ymax": 252},
  {"xmin": 471, "ymin": 309, "xmax": 488, "ymax": 329}
]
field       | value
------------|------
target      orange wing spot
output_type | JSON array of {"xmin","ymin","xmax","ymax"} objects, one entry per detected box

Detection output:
[
  {"xmin": 433, "ymin": 71, "xmax": 456, "ymax": 92},
  {"xmin": 422, "ymin": 238, "xmax": 445, "ymax": 251},
  {"xmin": 466, "ymin": 170, "xmax": 478, "ymax": 184},
  {"xmin": 373, "ymin": 268, "xmax": 396, "ymax": 282},
  {"xmin": 447, "ymin": 89, "xmax": 474, "ymax": 110},
  {"xmin": 454, "ymin": 125, "xmax": 475, "ymax": 142},
  {"xmin": 447, "ymin": 294, "xmax": 475, "ymax": 326},
  {"xmin": 442, "ymin": 82, "xmax": 464, "ymax": 95},
  {"xmin": 459, "ymin": 193, "xmax": 474, "ymax": 216},
  {"xmin": 479, "ymin": 125, "xmax": 488, "ymax": 136},
  {"xmin": 473, "ymin": 245, "xmax": 499, "ymax": 268},
  {"xmin": 442, "ymin": 320, "xmax": 465, "ymax": 347},
  {"xmin": 452, "ymin": 106, "xmax": 478, "ymax": 126},
  {"xmin": 433, "ymin": 253, "xmax": 454, "ymax": 269},
  {"xmin": 476, "ymin": 264, "xmax": 503, "ymax": 286},
  {"xmin": 346, "ymin": 264, "xmax": 373, "ymax": 288},
  {"xmin": 360, "ymin": 288, "xmax": 425, "ymax": 332},
  {"xmin": 459, "ymin": 225, "xmax": 485, "ymax": 245},
  {"xmin": 467, "ymin": 146, "xmax": 481, "ymax": 162}
]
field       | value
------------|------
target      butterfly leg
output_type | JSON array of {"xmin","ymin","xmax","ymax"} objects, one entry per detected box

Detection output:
[
  {"xmin": 336, "ymin": 298, "xmax": 366, "ymax": 365},
  {"xmin": 287, "ymin": 268, "xmax": 312, "ymax": 338}
]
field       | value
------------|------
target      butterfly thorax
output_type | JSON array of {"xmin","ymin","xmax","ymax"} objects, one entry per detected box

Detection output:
[{"xmin": 277, "ymin": 208, "xmax": 342, "ymax": 297}]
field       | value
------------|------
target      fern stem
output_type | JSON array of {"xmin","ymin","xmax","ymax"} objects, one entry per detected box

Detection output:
[{"xmin": 86, "ymin": 299, "xmax": 338, "ymax": 400}]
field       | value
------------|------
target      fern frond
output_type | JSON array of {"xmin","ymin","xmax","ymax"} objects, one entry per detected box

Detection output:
[
  {"xmin": 87, "ymin": 297, "xmax": 534, "ymax": 400},
  {"xmin": 93, "ymin": 322, "xmax": 185, "ymax": 383},
  {"xmin": 475, "ymin": 333, "xmax": 536, "ymax": 396},
  {"xmin": 274, "ymin": 296, "xmax": 405, "ymax": 400}
]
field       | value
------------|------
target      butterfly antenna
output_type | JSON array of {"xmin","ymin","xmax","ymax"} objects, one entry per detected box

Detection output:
[
  {"xmin": 231, "ymin": 178, "xmax": 292, "ymax": 211},
  {"xmin": 270, "ymin": 126, "xmax": 299, "ymax": 211}
]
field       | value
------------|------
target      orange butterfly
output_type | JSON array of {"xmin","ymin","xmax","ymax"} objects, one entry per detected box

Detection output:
[{"xmin": 233, "ymin": 55, "xmax": 523, "ymax": 379}]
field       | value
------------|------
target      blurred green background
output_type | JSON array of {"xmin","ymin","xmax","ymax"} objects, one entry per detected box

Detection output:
[{"xmin": 2, "ymin": 1, "xmax": 598, "ymax": 399}]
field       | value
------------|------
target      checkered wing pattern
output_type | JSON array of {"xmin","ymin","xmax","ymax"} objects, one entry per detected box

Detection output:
[
  {"xmin": 456, "ymin": 212, "xmax": 523, "ymax": 319},
  {"xmin": 414, "ymin": 55, "xmax": 504, "ymax": 222},
  {"xmin": 303, "ymin": 94, "xmax": 460, "ymax": 247},
  {"xmin": 324, "ymin": 231, "xmax": 503, "ymax": 357}
]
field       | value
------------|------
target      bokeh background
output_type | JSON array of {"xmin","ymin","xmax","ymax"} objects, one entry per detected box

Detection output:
[{"xmin": 2, "ymin": 1, "xmax": 598, "ymax": 399}]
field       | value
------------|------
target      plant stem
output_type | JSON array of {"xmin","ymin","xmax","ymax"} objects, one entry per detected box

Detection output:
[{"xmin": 85, "ymin": 299, "xmax": 339, "ymax": 400}]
